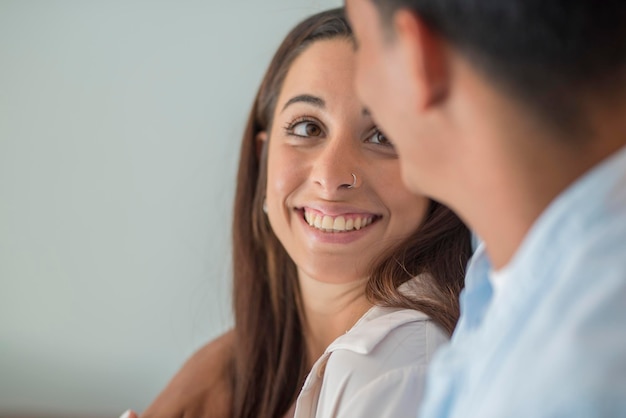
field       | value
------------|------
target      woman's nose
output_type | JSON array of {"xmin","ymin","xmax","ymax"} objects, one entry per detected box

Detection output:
[{"xmin": 310, "ymin": 137, "xmax": 360, "ymax": 192}]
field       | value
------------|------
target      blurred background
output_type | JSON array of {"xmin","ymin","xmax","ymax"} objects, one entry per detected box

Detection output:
[{"xmin": 0, "ymin": 0, "xmax": 340, "ymax": 416}]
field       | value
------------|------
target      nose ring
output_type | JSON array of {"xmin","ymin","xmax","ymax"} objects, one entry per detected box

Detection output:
[{"xmin": 347, "ymin": 173, "xmax": 357, "ymax": 189}]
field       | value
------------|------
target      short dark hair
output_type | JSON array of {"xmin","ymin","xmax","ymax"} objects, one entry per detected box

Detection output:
[{"xmin": 371, "ymin": 0, "xmax": 626, "ymax": 138}]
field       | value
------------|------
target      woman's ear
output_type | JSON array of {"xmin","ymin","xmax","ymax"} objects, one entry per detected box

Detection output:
[{"xmin": 256, "ymin": 131, "xmax": 268, "ymax": 158}]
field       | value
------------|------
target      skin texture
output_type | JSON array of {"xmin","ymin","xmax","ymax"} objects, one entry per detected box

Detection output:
[{"xmin": 124, "ymin": 36, "xmax": 429, "ymax": 418}]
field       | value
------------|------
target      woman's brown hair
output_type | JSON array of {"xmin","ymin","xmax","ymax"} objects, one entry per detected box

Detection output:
[{"xmin": 231, "ymin": 7, "xmax": 472, "ymax": 418}]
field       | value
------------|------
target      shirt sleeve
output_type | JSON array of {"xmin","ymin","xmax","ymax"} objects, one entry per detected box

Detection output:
[
  {"xmin": 335, "ymin": 363, "xmax": 428, "ymax": 418},
  {"xmin": 314, "ymin": 319, "xmax": 448, "ymax": 418}
]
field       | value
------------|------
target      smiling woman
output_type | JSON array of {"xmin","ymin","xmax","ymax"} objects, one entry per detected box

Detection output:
[
  {"xmin": 263, "ymin": 37, "xmax": 429, "ymax": 288},
  {"xmin": 128, "ymin": 8, "xmax": 472, "ymax": 418}
]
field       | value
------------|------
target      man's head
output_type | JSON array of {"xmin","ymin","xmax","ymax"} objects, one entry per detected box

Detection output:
[{"xmin": 346, "ymin": 0, "xmax": 626, "ymax": 202}]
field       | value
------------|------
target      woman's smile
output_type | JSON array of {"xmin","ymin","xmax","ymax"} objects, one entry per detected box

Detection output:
[{"xmin": 299, "ymin": 207, "xmax": 380, "ymax": 233}]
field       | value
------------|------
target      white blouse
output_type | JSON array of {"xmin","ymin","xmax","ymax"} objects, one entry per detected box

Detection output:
[{"xmin": 294, "ymin": 281, "xmax": 449, "ymax": 418}]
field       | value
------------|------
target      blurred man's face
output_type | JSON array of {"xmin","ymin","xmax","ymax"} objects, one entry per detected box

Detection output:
[
  {"xmin": 346, "ymin": 0, "xmax": 431, "ymax": 195},
  {"xmin": 346, "ymin": 0, "xmax": 403, "ymax": 149},
  {"xmin": 346, "ymin": 0, "xmax": 461, "ymax": 202}
]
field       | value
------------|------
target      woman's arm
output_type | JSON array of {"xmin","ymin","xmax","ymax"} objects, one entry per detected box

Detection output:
[{"xmin": 135, "ymin": 330, "xmax": 234, "ymax": 418}]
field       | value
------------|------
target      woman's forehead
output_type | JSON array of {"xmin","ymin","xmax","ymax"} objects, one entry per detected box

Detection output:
[{"xmin": 275, "ymin": 38, "xmax": 364, "ymax": 117}]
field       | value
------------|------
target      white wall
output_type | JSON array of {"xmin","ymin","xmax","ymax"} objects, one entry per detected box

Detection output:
[{"xmin": 0, "ymin": 1, "xmax": 341, "ymax": 416}]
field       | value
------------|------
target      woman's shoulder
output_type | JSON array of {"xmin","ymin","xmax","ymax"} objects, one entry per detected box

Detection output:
[
  {"xmin": 139, "ymin": 330, "xmax": 234, "ymax": 418},
  {"xmin": 304, "ymin": 307, "xmax": 448, "ymax": 418}
]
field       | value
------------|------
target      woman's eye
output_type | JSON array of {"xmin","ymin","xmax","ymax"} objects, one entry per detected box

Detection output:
[
  {"xmin": 367, "ymin": 129, "xmax": 393, "ymax": 147},
  {"xmin": 292, "ymin": 121, "xmax": 322, "ymax": 137}
]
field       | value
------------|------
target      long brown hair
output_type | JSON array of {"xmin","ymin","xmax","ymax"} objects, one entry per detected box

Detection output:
[
  {"xmin": 366, "ymin": 201, "xmax": 471, "ymax": 335},
  {"xmin": 231, "ymin": 7, "xmax": 471, "ymax": 418}
]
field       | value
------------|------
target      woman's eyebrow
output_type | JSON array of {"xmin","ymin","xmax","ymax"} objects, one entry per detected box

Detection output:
[{"xmin": 281, "ymin": 94, "xmax": 325, "ymax": 113}]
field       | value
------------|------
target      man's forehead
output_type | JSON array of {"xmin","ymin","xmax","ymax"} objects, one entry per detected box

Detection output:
[
  {"xmin": 344, "ymin": 0, "xmax": 359, "ymax": 19},
  {"xmin": 343, "ymin": 0, "xmax": 352, "ymax": 18},
  {"xmin": 344, "ymin": 0, "xmax": 381, "ymax": 28}
]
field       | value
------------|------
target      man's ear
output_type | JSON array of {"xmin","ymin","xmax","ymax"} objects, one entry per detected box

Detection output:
[
  {"xmin": 393, "ymin": 9, "xmax": 450, "ymax": 110},
  {"xmin": 256, "ymin": 131, "xmax": 268, "ymax": 158}
]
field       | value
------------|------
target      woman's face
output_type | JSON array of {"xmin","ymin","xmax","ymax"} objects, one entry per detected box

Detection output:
[{"xmin": 263, "ymin": 38, "xmax": 429, "ymax": 284}]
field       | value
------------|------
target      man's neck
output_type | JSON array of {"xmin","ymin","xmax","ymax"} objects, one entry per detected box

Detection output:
[
  {"xmin": 467, "ymin": 122, "xmax": 626, "ymax": 271},
  {"xmin": 445, "ymin": 62, "xmax": 626, "ymax": 269}
]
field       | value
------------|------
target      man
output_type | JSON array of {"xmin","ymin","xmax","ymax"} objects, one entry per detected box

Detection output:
[{"xmin": 345, "ymin": 0, "xmax": 626, "ymax": 416}]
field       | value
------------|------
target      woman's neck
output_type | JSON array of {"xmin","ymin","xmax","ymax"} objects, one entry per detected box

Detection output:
[{"xmin": 297, "ymin": 271, "xmax": 373, "ymax": 368}]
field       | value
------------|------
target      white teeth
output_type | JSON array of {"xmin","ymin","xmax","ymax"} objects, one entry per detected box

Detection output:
[
  {"xmin": 303, "ymin": 210, "xmax": 375, "ymax": 233},
  {"xmin": 333, "ymin": 216, "xmax": 346, "ymax": 231}
]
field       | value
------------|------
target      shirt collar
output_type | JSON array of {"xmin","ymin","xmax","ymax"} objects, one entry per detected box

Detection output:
[{"xmin": 323, "ymin": 275, "xmax": 432, "ymax": 356}]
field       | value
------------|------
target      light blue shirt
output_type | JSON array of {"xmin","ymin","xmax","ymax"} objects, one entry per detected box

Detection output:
[{"xmin": 419, "ymin": 145, "xmax": 626, "ymax": 418}]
